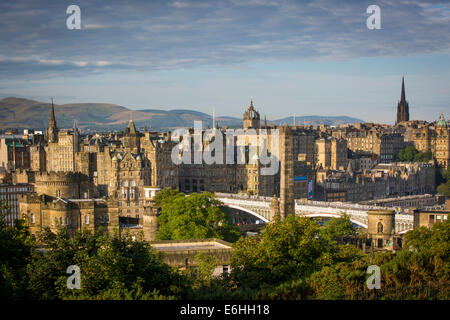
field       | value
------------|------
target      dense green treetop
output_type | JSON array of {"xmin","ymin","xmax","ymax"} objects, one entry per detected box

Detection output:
[
  {"xmin": 156, "ymin": 189, "xmax": 240, "ymax": 242},
  {"xmin": 397, "ymin": 146, "xmax": 432, "ymax": 162}
]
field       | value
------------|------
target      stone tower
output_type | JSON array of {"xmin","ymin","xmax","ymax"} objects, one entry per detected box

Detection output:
[
  {"xmin": 279, "ymin": 125, "xmax": 295, "ymax": 219},
  {"xmin": 243, "ymin": 100, "xmax": 260, "ymax": 130},
  {"xmin": 435, "ymin": 113, "xmax": 450, "ymax": 169},
  {"xmin": 396, "ymin": 77, "xmax": 410, "ymax": 125},
  {"xmin": 47, "ymin": 98, "xmax": 58, "ymax": 143},
  {"xmin": 122, "ymin": 119, "xmax": 140, "ymax": 152},
  {"xmin": 269, "ymin": 194, "xmax": 280, "ymax": 222},
  {"xmin": 367, "ymin": 209, "xmax": 396, "ymax": 251},
  {"xmin": 143, "ymin": 202, "xmax": 159, "ymax": 241}
]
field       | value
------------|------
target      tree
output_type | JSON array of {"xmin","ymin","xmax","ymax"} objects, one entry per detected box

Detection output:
[
  {"xmin": 153, "ymin": 188, "xmax": 184, "ymax": 207},
  {"xmin": 443, "ymin": 167, "xmax": 450, "ymax": 182},
  {"xmin": 192, "ymin": 252, "xmax": 218, "ymax": 285},
  {"xmin": 0, "ymin": 203, "xmax": 35, "ymax": 299},
  {"xmin": 156, "ymin": 191, "xmax": 240, "ymax": 242},
  {"xmin": 27, "ymin": 226, "xmax": 186, "ymax": 300},
  {"xmin": 229, "ymin": 215, "xmax": 363, "ymax": 299},
  {"xmin": 397, "ymin": 146, "xmax": 433, "ymax": 162},
  {"xmin": 413, "ymin": 151, "xmax": 432, "ymax": 162},
  {"xmin": 397, "ymin": 146, "xmax": 419, "ymax": 161},
  {"xmin": 437, "ymin": 180, "xmax": 450, "ymax": 196},
  {"xmin": 319, "ymin": 214, "xmax": 357, "ymax": 244},
  {"xmin": 230, "ymin": 216, "xmax": 325, "ymax": 288},
  {"xmin": 437, "ymin": 167, "xmax": 450, "ymax": 196}
]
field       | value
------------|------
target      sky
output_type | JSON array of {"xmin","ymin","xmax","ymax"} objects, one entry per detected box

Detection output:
[{"xmin": 0, "ymin": 0, "xmax": 449, "ymax": 124}]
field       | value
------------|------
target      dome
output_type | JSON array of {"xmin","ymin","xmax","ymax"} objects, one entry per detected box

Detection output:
[{"xmin": 437, "ymin": 114, "xmax": 447, "ymax": 127}]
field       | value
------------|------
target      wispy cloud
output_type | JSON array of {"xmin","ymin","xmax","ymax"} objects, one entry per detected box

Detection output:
[{"xmin": 0, "ymin": 0, "xmax": 449, "ymax": 79}]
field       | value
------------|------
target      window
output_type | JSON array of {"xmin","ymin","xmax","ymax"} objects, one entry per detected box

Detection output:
[
  {"xmin": 30, "ymin": 213, "xmax": 35, "ymax": 224},
  {"xmin": 85, "ymin": 215, "xmax": 89, "ymax": 225},
  {"xmin": 377, "ymin": 238, "xmax": 383, "ymax": 248},
  {"xmin": 223, "ymin": 265, "xmax": 229, "ymax": 274}
]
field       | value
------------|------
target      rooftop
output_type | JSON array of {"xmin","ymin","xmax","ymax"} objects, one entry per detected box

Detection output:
[{"xmin": 150, "ymin": 239, "xmax": 232, "ymax": 252}]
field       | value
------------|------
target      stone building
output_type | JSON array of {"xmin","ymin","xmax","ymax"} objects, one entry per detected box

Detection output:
[
  {"xmin": 19, "ymin": 188, "xmax": 159, "ymax": 241},
  {"xmin": 315, "ymin": 136, "xmax": 347, "ymax": 170},
  {"xmin": 29, "ymin": 144, "xmax": 46, "ymax": 172},
  {"xmin": 45, "ymin": 126, "xmax": 80, "ymax": 173},
  {"xmin": 366, "ymin": 209, "xmax": 402, "ymax": 251},
  {"xmin": 0, "ymin": 183, "xmax": 33, "ymax": 226},
  {"xmin": 149, "ymin": 239, "xmax": 233, "ymax": 275},
  {"xmin": 435, "ymin": 114, "xmax": 450, "ymax": 169},
  {"xmin": 0, "ymin": 138, "xmax": 30, "ymax": 171},
  {"xmin": 413, "ymin": 209, "xmax": 449, "ymax": 229},
  {"xmin": 320, "ymin": 162, "xmax": 435, "ymax": 203},
  {"xmin": 345, "ymin": 129, "xmax": 404, "ymax": 163}
]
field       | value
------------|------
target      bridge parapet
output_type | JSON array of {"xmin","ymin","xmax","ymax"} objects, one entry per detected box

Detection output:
[{"xmin": 217, "ymin": 194, "xmax": 414, "ymax": 233}]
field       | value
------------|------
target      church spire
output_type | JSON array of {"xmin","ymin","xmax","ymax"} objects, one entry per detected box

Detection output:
[
  {"xmin": 396, "ymin": 77, "xmax": 410, "ymax": 125},
  {"xmin": 401, "ymin": 76, "xmax": 406, "ymax": 101},
  {"xmin": 49, "ymin": 98, "xmax": 56, "ymax": 125},
  {"xmin": 47, "ymin": 98, "xmax": 58, "ymax": 143}
]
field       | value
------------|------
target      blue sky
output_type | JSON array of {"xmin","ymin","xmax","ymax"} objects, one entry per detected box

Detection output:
[{"xmin": 0, "ymin": 0, "xmax": 449, "ymax": 124}]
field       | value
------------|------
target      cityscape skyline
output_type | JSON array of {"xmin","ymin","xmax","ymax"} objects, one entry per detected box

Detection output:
[{"xmin": 0, "ymin": 0, "xmax": 449, "ymax": 123}]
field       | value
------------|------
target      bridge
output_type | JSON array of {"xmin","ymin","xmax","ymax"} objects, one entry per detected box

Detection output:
[{"xmin": 216, "ymin": 193, "xmax": 415, "ymax": 234}]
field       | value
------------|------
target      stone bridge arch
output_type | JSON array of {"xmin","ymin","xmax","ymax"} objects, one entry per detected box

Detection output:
[
  {"xmin": 225, "ymin": 204, "xmax": 270, "ymax": 223},
  {"xmin": 299, "ymin": 213, "xmax": 368, "ymax": 228}
]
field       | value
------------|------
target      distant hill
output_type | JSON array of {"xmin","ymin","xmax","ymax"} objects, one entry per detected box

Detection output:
[
  {"xmin": 273, "ymin": 115, "xmax": 362, "ymax": 126},
  {"xmin": 0, "ymin": 97, "xmax": 364, "ymax": 132}
]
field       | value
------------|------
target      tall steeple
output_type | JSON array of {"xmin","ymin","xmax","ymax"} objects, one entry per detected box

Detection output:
[
  {"xmin": 47, "ymin": 98, "xmax": 58, "ymax": 143},
  {"xmin": 49, "ymin": 98, "xmax": 56, "ymax": 126},
  {"xmin": 396, "ymin": 77, "xmax": 410, "ymax": 125},
  {"xmin": 126, "ymin": 119, "xmax": 137, "ymax": 135},
  {"xmin": 401, "ymin": 77, "xmax": 406, "ymax": 101}
]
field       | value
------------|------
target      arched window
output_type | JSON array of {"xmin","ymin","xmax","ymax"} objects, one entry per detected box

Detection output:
[{"xmin": 377, "ymin": 222, "xmax": 383, "ymax": 234}]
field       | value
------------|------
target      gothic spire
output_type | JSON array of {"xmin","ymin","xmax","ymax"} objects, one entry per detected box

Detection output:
[
  {"xmin": 127, "ymin": 119, "xmax": 137, "ymax": 135},
  {"xmin": 401, "ymin": 76, "xmax": 406, "ymax": 101},
  {"xmin": 47, "ymin": 98, "xmax": 58, "ymax": 143},
  {"xmin": 49, "ymin": 98, "xmax": 56, "ymax": 125}
]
